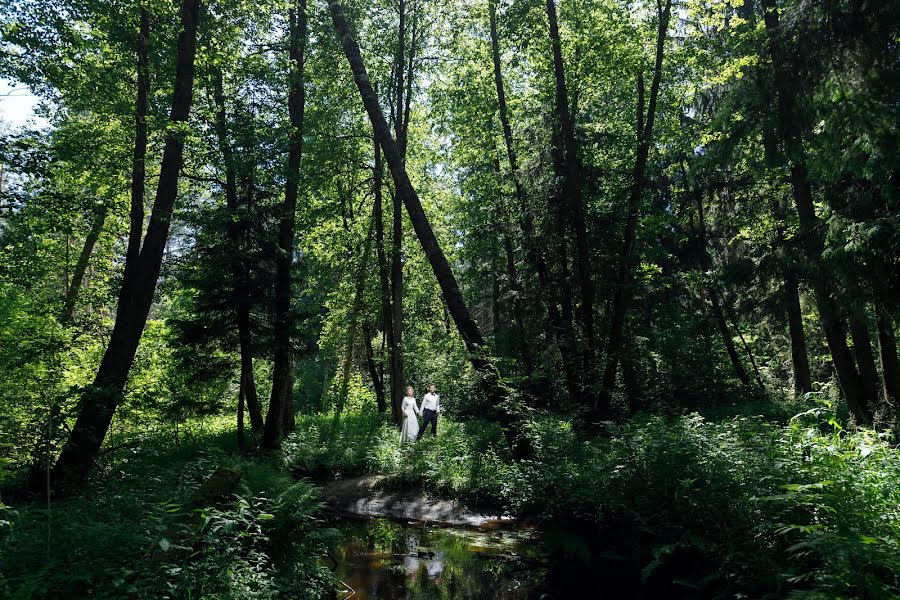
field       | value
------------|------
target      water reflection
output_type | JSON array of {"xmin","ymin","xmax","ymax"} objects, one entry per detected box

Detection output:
[{"xmin": 331, "ymin": 516, "xmax": 544, "ymax": 599}]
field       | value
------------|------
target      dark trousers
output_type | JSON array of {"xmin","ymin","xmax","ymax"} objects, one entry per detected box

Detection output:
[{"xmin": 417, "ymin": 409, "xmax": 437, "ymax": 440}]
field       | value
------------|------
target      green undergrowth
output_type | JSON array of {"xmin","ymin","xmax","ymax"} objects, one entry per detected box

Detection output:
[
  {"xmin": 0, "ymin": 419, "xmax": 335, "ymax": 599},
  {"xmin": 283, "ymin": 404, "xmax": 900, "ymax": 598}
]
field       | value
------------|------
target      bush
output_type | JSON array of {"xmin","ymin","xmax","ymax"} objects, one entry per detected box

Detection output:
[{"xmin": 0, "ymin": 425, "xmax": 335, "ymax": 599}]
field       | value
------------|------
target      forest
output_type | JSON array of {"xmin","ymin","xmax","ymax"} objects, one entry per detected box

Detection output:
[{"xmin": 0, "ymin": 0, "xmax": 898, "ymax": 597}]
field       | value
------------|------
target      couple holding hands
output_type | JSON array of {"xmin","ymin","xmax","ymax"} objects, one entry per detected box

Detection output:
[{"xmin": 399, "ymin": 383, "xmax": 440, "ymax": 444}]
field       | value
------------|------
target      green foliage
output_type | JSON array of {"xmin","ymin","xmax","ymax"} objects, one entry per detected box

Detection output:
[
  {"xmin": 295, "ymin": 403, "xmax": 900, "ymax": 598},
  {"xmin": 0, "ymin": 422, "xmax": 335, "ymax": 599}
]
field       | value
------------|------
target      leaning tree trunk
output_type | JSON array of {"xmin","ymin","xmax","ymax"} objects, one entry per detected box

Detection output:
[
  {"xmin": 212, "ymin": 68, "xmax": 263, "ymax": 434},
  {"xmin": 329, "ymin": 0, "xmax": 529, "ymax": 458},
  {"xmin": 762, "ymin": 0, "xmax": 871, "ymax": 424},
  {"xmin": 61, "ymin": 204, "xmax": 108, "ymax": 323},
  {"xmin": 545, "ymin": 0, "xmax": 595, "ymax": 376},
  {"xmin": 263, "ymin": 0, "xmax": 307, "ymax": 450},
  {"xmin": 599, "ymin": 0, "xmax": 671, "ymax": 418},
  {"xmin": 685, "ymin": 167, "xmax": 751, "ymax": 387},
  {"xmin": 38, "ymin": 0, "xmax": 202, "ymax": 491}
]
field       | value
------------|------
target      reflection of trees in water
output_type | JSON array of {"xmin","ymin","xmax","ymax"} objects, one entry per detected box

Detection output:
[{"xmin": 333, "ymin": 517, "xmax": 539, "ymax": 599}]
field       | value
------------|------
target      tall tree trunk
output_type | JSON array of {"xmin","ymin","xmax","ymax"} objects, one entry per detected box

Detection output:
[
  {"xmin": 330, "ymin": 0, "xmax": 529, "ymax": 458},
  {"xmin": 599, "ymin": 0, "xmax": 671, "ymax": 417},
  {"xmin": 490, "ymin": 154, "xmax": 532, "ymax": 372},
  {"xmin": 212, "ymin": 69, "xmax": 263, "ymax": 433},
  {"xmin": 390, "ymin": 187, "xmax": 404, "ymax": 418},
  {"xmin": 363, "ymin": 321, "xmax": 386, "ymax": 412},
  {"xmin": 124, "ymin": 6, "xmax": 150, "ymax": 282},
  {"xmin": 709, "ymin": 289, "xmax": 751, "ymax": 386},
  {"xmin": 40, "ymin": 0, "xmax": 201, "ymax": 491},
  {"xmin": 337, "ymin": 220, "xmax": 375, "ymax": 413},
  {"xmin": 721, "ymin": 295, "xmax": 765, "ymax": 388},
  {"xmin": 772, "ymin": 195, "xmax": 813, "ymax": 394},
  {"xmin": 876, "ymin": 306, "xmax": 900, "ymax": 408},
  {"xmin": 545, "ymin": 0, "xmax": 595, "ymax": 371},
  {"xmin": 849, "ymin": 305, "xmax": 879, "ymax": 411},
  {"xmin": 262, "ymin": 0, "xmax": 307, "ymax": 449},
  {"xmin": 489, "ymin": 0, "xmax": 576, "ymax": 394},
  {"xmin": 387, "ymin": 0, "xmax": 416, "ymax": 424},
  {"xmin": 686, "ymin": 169, "xmax": 751, "ymax": 387},
  {"xmin": 237, "ymin": 375, "xmax": 246, "ymax": 450},
  {"xmin": 373, "ymin": 134, "xmax": 399, "ymax": 423},
  {"xmin": 762, "ymin": 0, "xmax": 870, "ymax": 424},
  {"xmin": 61, "ymin": 204, "xmax": 108, "ymax": 323},
  {"xmin": 782, "ymin": 263, "xmax": 812, "ymax": 394}
]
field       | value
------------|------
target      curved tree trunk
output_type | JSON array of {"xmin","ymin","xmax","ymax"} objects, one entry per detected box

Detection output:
[
  {"xmin": 39, "ymin": 0, "xmax": 202, "ymax": 491},
  {"xmin": 329, "ymin": 0, "xmax": 529, "ymax": 458}
]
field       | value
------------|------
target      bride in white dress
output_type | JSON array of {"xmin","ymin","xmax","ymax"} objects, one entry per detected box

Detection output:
[{"xmin": 400, "ymin": 386, "xmax": 421, "ymax": 444}]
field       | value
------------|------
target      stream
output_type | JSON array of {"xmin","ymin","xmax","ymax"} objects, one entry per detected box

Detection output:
[{"xmin": 329, "ymin": 515, "xmax": 547, "ymax": 599}]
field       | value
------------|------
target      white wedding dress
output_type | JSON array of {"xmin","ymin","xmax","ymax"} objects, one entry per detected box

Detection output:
[{"xmin": 400, "ymin": 396, "xmax": 420, "ymax": 443}]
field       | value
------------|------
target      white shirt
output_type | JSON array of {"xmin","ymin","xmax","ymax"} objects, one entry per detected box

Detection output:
[{"xmin": 420, "ymin": 392, "xmax": 440, "ymax": 413}]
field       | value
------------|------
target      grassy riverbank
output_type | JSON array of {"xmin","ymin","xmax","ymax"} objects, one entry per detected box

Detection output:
[
  {"xmin": 3, "ymin": 403, "xmax": 898, "ymax": 599},
  {"xmin": 284, "ymin": 404, "xmax": 900, "ymax": 598}
]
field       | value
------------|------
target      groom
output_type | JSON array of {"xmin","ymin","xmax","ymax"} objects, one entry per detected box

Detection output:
[{"xmin": 416, "ymin": 383, "xmax": 440, "ymax": 440}]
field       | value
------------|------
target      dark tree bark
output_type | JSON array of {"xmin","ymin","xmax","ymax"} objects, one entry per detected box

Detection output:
[
  {"xmin": 722, "ymin": 295, "xmax": 765, "ymax": 389},
  {"xmin": 875, "ymin": 306, "xmax": 900, "ymax": 407},
  {"xmin": 773, "ymin": 195, "xmax": 813, "ymax": 394},
  {"xmin": 329, "ymin": 0, "xmax": 529, "ymax": 458},
  {"xmin": 599, "ymin": 0, "xmax": 671, "ymax": 417},
  {"xmin": 762, "ymin": 0, "xmax": 871, "ymax": 424},
  {"xmin": 262, "ymin": 0, "xmax": 307, "ymax": 449},
  {"xmin": 237, "ymin": 374, "xmax": 246, "ymax": 451},
  {"xmin": 212, "ymin": 69, "xmax": 263, "ymax": 434},
  {"xmin": 709, "ymin": 290, "xmax": 751, "ymax": 386},
  {"xmin": 849, "ymin": 306, "xmax": 879, "ymax": 411},
  {"xmin": 373, "ymin": 134, "xmax": 399, "ymax": 423},
  {"xmin": 390, "ymin": 185, "xmax": 404, "ymax": 418},
  {"xmin": 782, "ymin": 263, "xmax": 812, "ymax": 394},
  {"xmin": 39, "ymin": 0, "xmax": 202, "ymax": 491},
  {"xmin": 489, "ymin": 0, "xmax": 575, "ymax": 391},
  {"xmin": 386, "ymin": 0, "xmax": 417, "ymax": 426},
  {"xmin": 61, "ymin": 204, "xmax": 108, "ymax": 323},
  {"xmin": 545, "ymin": 0, "xmax": 595, "ymax": 371},
  {"xmin": 363, "ymin": 321, "xmax": 386, "ymax": 412}
]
